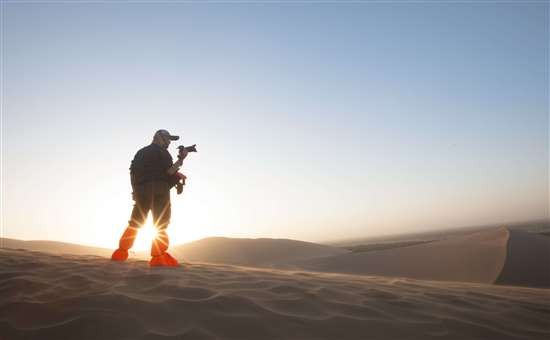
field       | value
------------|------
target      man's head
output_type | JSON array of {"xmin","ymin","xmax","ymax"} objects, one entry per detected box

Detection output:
[{"xmin": 153, "ymin": 129, "xmax": 179, "ymax": 148}]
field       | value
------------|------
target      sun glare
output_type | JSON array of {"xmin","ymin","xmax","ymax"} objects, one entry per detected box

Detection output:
[{"xmin": 132, "ymin": 218, "xmax": 159, "ymax": 251}]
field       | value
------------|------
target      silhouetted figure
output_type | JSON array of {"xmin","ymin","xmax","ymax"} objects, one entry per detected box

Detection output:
[{"xmin": 111, "ymin": 129, "xmax": 188, "ymax": 266}]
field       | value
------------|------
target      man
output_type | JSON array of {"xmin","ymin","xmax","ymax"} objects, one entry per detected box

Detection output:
[{"xmin": 111, "ymin": 129, "xmax": 188, "ymax": 267}]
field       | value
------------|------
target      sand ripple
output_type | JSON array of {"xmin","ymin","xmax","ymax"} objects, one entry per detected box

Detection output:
[{"xmin": 1, "ymin": 249, "xmax": 549, "ymax": 339}]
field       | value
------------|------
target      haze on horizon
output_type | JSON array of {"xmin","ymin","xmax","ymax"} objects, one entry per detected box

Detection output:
[{"xmin": 2, "ymin": 2, "xmax": 548, "ymax": 250}]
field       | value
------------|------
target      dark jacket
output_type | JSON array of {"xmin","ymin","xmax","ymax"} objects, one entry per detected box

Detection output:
[{"xmin": 130, "ymin": 143, "xmax": 174, "ymax": 186}]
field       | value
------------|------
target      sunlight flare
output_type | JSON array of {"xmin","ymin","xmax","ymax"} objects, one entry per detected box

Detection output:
[{"xmin": 132, "ymin": 219, "xmax": 159, "ymax": 251}]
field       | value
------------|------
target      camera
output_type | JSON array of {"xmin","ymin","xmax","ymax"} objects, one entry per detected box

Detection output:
[{"xmin": 178, "ymin": 144, "xmax": 197, "ymax": 153}]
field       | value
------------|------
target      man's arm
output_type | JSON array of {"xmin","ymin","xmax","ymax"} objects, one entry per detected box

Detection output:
[
  {"xmin": 130, "ymin": 149, "xmax": 145, "ymax": 198},
  {"xmin": 166, "ymin": 158, "xmax": 183, "ymax": 176},
  {"xmin": 166, "ymin": 148, "xmax": 188, "ymax": 176},
  {"xmin": 130, "ymin": 173, "xmax": 137, "ymax": 192}
]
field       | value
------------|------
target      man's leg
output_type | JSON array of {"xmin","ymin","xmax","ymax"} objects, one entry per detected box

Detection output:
[
  {"xmin": 149, "ymin": 189, "xmax": 178, "ymax": 266},
  {"xmin": 111, "ymin": 186, "xmax": 151, "ymax": 261}
]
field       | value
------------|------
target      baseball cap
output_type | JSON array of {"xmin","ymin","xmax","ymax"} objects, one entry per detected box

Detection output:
[{"xmin": 155, "ymin": 129, "xmax": 179, "ymax": 141}]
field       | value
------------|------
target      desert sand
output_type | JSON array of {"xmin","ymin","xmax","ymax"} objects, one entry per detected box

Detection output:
[
  {"xmin": 170, "ymin": 227, "xmax": 550, "ymax": 288},
  {"xmin": 0, "ymin": 238, "xmax": 113, "ymax": 257},
  {"xmin": 1, "ymin": 246, "xmax": 549, "ymax": 339},
  {"xmin": 283, "ymin": 227, "xmax": 509, "ymax": 283},
  {"xmin": 286, "ymin": 227, "xmax": 550, "ymax": 288},
  {"xmin": 1, "ymin": 227, "xmax": 549, "ymax": 339},
  {"xmin": 171, "ymin": 237, "xmax": 350, "ymax": 267}
]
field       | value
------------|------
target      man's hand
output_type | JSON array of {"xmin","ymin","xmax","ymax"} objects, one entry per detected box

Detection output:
[
  {"xmin": 176, "ymin": 172, "xmax": 187, "ymax": 181},
  {"xmin": 167, "ymin": 147, "xmax": 188, "ymax": 176},
  {"xmin": 175, "ymin": 172, "xmax": 186, "ymax": 195},
  {"xmin": 178, "ymin": 147, "xmax": 189, "ymax": 161}
]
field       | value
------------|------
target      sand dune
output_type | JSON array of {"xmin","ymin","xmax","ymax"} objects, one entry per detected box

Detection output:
[
  {"xmin": 3, "ymin": 227, "xmax": 549, "ymax": 288},
  {"xmin": 171, "ymin": 237, "xmax": 350, "ymax": 267},
  {"xmin": 496, "ymin": 228, "xmax": 550, "ymax": 287},
  {"xmin": 1, "ymin": 248, "xmax": 549, "ymax": 340},
  {"xmin": 287, "ymin": 227, "xmax": 550, "ymax": 288},
  {"xmin": 4, "ymin": 226, "xmax": 550, "ymax": 288},
  {"xmin": 0, "ymin": 238, "xmax": 113, "ymax": 257}
]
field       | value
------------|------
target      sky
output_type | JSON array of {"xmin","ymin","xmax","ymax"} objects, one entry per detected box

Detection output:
[{"xmin": 1, "ymin": 1, "xmax": 548, "ymax": 250}]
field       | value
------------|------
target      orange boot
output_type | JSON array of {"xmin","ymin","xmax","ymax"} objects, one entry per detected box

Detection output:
[
  {"xmin": 111, "ymin": 226, "xmax": 138, "ymax": 261},
  {"xmin": 149, "ymin": 230, "xmax": 179, "ymax": 267}
]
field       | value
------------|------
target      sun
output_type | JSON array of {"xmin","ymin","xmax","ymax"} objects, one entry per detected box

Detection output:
[{"xmin": 132, "ymin": 218, "xmax": 159, "ymax": 251}]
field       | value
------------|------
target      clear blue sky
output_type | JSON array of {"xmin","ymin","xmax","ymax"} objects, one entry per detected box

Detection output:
[{"xmin": 2, "ymin": 1, "xmax": 548, "ymax": 248}]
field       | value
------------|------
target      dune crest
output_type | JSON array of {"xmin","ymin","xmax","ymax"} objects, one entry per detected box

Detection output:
[
  {"xmin": 171, "ymin": 237, "xmax": 349, "ymax": 267},
  {"xmin": 0, "ymin": 238, "xmax": 113, "ymax": 257},
  {"xmin": 284, "ymin": 227, "xmax": 550, "ymax": 288},
  {"xmin": 288, "ymin": 227, "xmax": 510, "ymax": 284}
]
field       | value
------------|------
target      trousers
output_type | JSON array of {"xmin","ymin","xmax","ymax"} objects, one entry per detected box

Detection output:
[{"xmin": 129, "ymin": 180, "xmax": 171, "ymax": 230}]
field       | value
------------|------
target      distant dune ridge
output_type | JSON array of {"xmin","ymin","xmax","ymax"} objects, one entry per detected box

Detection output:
[
  {"xmin": 171, "ymin": 237, "xmax": 350, "ymax": 267},
  {"xmin": 164, "ymin": 227, "xmax": 550, "ymax": 288},
  {"xmin": 1, "ymin": 226, "xmax": 549, "ymax": 287},
  {"xmin": 286, "ymin": 227, "xmax": 506, "ymax": 283},
  {"xmin": 286, "ymin": 227, "xmax": 550, "ymax": 288},
  {"xmin": 1, "ymin": 248, "xmax": 549, "ymax": 339},
  {"xmin": 0, "ymin": 238, "xmax": 113, "ymax": 257}
]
